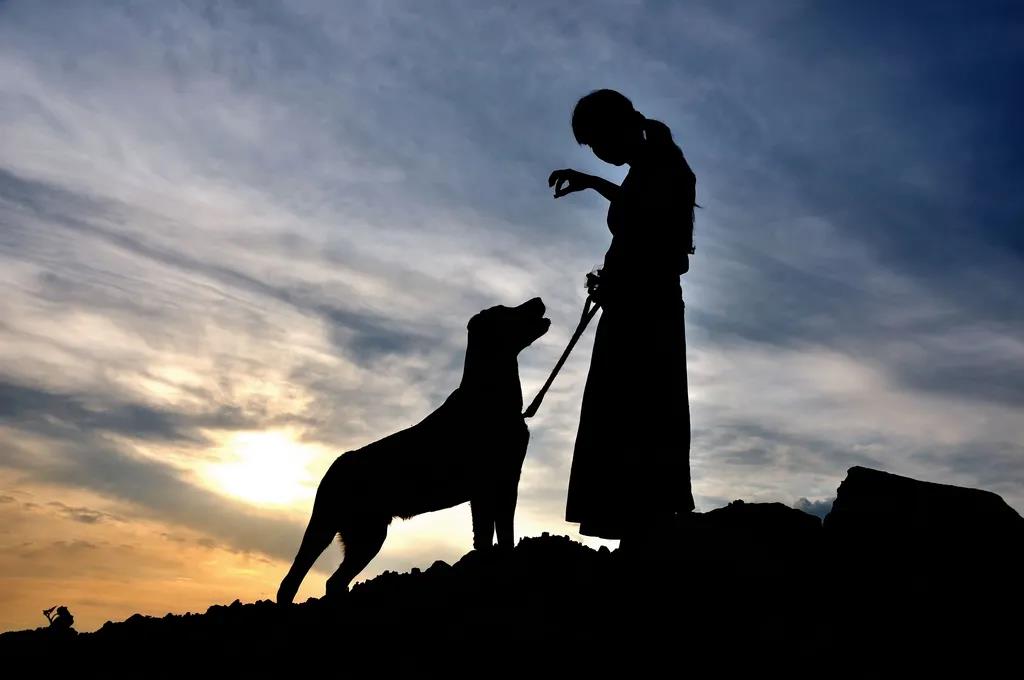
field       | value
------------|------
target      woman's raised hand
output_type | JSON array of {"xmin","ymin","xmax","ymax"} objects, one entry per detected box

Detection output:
[{"xmin": 548, "ymin": 168, "xmax": 591, "ymax": 198}]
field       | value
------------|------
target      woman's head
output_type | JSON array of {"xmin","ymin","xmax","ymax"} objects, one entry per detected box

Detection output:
[
  {"xmin": 571, "ymin": 89, "xmax": 645, "ymax": 166},
  {"xmin": 572, "ymin": 88, "xmax": 698, "ymax": 255}
]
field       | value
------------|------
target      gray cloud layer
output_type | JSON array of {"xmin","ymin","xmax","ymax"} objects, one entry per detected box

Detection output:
[{"xmin": 1, "ymin": 1, "xmax": 1021, "ymax": 567}]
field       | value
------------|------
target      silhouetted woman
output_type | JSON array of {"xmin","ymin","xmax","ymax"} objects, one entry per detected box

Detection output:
[{"xmin": 549, "ymin": 89, "xmax": 696, "ymax": 547}]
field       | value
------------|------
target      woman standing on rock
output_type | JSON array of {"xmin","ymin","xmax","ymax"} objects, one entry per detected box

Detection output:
[{"xmin": 549, "ymin": 89, "xmax": 697, "ymax": 548}]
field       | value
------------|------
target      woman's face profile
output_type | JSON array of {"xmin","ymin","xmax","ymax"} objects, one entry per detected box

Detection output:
[{"xmin": 586, "ymin": 125, "xmax": 634, "ymax": 166}]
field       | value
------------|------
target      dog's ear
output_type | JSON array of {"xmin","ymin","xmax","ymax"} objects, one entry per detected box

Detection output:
[{"xmin": 468, "ymin": 306, "xmax": 502, "ymax": 334}]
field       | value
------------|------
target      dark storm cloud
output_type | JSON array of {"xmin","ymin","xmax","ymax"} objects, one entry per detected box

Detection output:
[
  {"xmin": 0, "ymin": 380, "xmax": 252, "ymax": 444},
  {"xmin": 4, "ymin": 430, "xmax": 305, "ymax": 562},
  {"xmin": 694, "ymin": 422, "xmax": 885, "ymax": 471},
  {"xmin": 898, "ymin": 358, "xmax": 1024, "ymax": 409},
  {"xmin": 909, "ymin": 441, "xmax": 1024, "ymax": 502},
  {"xmin": 685, "ymin": 252, "xmax": 883, "ymax": 348}
]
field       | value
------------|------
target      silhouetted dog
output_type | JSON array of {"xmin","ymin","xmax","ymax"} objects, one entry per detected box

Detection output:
[{"xmin": 277, "ymin": 297, "xmax": 550, "ymax": 604}]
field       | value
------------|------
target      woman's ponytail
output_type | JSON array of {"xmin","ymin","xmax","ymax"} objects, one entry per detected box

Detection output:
[
  {"xmin": 642, "ymin": 117, "xmax": 697, "ymax": 255},
  {"xmin": 641, "ymin": 116, "xmax": 673, "ymax": 146}
]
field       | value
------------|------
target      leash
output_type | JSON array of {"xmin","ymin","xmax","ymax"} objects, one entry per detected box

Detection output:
[{"xmin": 523, "ymin": 296, "xmax": 601, "ymax": 419}]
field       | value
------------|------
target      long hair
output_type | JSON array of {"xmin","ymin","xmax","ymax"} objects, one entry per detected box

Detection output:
[{"xmin": 572, "ymin": 89, "xmax": 697, "ymax": 255}]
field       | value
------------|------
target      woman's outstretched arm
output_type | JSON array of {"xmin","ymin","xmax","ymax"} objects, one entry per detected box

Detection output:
[{"xmin": 548, "ymin": 168, "xmax": 620, "ymax": 203}]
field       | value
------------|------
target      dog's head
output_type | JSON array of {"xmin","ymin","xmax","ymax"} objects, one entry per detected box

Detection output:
[{"xmin": 467, "ymin": 297, "xmax": 550, "ymax": 354}]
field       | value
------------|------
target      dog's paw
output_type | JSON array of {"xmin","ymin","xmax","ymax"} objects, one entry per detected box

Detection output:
[{"xmin": 324, "ymin": 580, "xmax": 352, "ymax": 602}]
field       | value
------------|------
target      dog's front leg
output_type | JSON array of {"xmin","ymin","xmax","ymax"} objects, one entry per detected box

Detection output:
[
  {"xmin": 494, "ymin": 472, "xmax": 520, "ymax": 549},
  {"xmin": 470, "ymin": 496, "xmax": 495, "ymax": 550}
]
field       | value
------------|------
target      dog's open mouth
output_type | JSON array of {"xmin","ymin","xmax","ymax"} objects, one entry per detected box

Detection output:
[
  {"xmin": 535, "ymin": 311, "xmax": 551, "ymax": 336},
  {"xmin": 522, "ymin": 297, "xmax": 546, "ymax": 316},
  {"xmin": 518, "ymin": 297, "xmax": 550, "ymax": 340},
  {"xmin": 530, "ymin": 300, "xmax": 550, "ymax": 327}
]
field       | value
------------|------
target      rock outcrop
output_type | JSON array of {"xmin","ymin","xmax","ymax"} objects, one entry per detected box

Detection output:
[{"xmin": 826, "ymin": 465, "xmax": 1024, "ymax": 536}]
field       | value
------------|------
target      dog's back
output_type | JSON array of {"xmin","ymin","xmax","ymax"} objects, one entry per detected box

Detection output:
[{"xmin": 324, "ymin": 388, "xmax": 527, "ymax": 520}]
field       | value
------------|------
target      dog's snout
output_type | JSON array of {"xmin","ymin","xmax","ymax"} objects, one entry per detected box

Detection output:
[{"xmin": 524, "ymin": 296, "xmax": 545, "ymax": 315}]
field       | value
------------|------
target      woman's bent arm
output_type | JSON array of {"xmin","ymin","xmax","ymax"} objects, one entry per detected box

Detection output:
[{"xmin": 588, "ymin": 175, "xmax": 621, "ymax": 203}]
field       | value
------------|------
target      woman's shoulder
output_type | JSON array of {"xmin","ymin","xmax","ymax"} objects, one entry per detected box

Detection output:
[{"xmin": 631, "ymin": 146, "xmax": 693, "ymax": 193}]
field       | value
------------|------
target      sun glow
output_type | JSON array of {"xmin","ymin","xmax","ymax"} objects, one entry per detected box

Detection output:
[{"xmin": 201, "ymin": 431, "xmax": 329, "ymax": 509}]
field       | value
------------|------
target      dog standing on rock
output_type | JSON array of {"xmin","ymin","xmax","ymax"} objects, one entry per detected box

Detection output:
[{"xmin": 277, "ymin": 297, "xmax": 551, "ymax": 604}]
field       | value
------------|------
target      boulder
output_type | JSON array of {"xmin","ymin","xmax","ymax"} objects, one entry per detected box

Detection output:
[
  {"xmin": 823, "ymin": 465, "xmax": 1023, "ymax": 601},
  {"xmin": 824, "ymin": 466, "xmax": 1024, "ymax": 541}
]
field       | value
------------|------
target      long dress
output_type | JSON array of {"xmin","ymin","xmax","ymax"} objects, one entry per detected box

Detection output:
[{"xmin": 565, "ymin": 132, "xmax": 696, "ymax": 540}]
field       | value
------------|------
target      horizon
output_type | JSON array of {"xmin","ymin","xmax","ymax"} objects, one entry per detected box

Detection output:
[{"xmin": 2, "ymin": 1, "xmax": 1022, "ymax": 632}]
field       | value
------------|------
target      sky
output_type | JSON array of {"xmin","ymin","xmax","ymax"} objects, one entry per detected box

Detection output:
[{"xmin": 1, "ymin": 0, "xmax": 1022, "ymax": 632}]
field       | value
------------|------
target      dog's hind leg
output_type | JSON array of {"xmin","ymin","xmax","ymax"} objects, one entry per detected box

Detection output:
[
  {"xmin": 326, "ymin": 516, "xmax": 388, "ymax": 598},
  {"xmin": 277, "ymin": 515, "xmax": 336, "ymax": 605}
]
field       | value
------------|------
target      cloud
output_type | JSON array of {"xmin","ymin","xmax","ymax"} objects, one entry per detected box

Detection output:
[
  {"xmin": 45, "ymin": 501, "xmax": 122, "ymax": 525},
  {"xmin": 0, "ymin": 1, "xmax": 1022, "ymax": 631},
  {"xmin": 0, "ymin": 168, "xmax": 448, "ymax": 364},
  {"xmin": 2, "ymin": 423, "xmax": 310, "ymax": 565},
  {"xmin": 794, "ymin": 497, "xmax": 834, "ymax": 519},
  {"xmin": 0, "ymin": 379, "xmax": 253, "ymax": 444}
]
